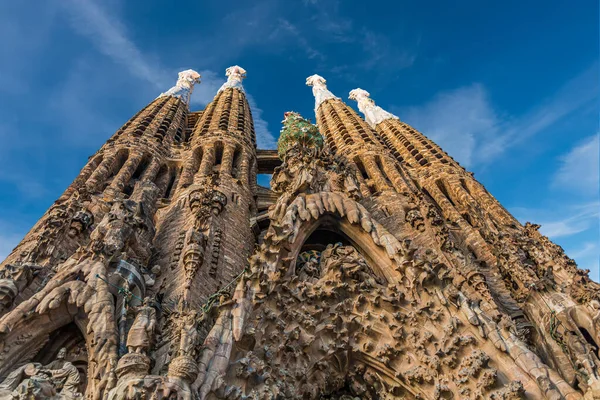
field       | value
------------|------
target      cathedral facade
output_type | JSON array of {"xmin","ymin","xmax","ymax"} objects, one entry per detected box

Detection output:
[{"xmin": 0, "ymin": 66, "xmax": 598, "ymax": 399}]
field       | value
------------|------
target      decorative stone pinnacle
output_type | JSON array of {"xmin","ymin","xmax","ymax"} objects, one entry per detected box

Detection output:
[
  {"xmin": 218, "ymin": 65, "xmax": 247, "ymax": 93},
  {"xmin": 158, "ymin": 69, "xmax": 201, "ymax": 106},
  {"xmin": 277, "ymin": 111, "xmax": 324, "ymax": 158},
  {"xmin": 349, "ymin": 88, "xmax": 399, "ymax": 127},
  {"xmin": 306, "ymin": 74, "xmax": 339, "ymax": 111}
]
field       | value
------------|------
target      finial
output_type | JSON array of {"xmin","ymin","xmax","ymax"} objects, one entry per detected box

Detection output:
[
  {"xmin": 158, "ymin": 70, "xmax": 201, "ymax": 106},
  {"xmin": 349, "ymin": 88, "xmax": 398, "ymax": 127},
  {"xmin": 306, "ymin": 74, "xmax": 339, "ymax": 111},
  {"xmin": 277, "ymin": 111, "xmax": 324, "ymax": 159},
  {"xmin": 218, "ymin": 65, "xmax": 247, "ymax": 93}
]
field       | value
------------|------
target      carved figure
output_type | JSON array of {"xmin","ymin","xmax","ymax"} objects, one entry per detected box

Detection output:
[
  {"xmin": 0, "ymin": 363, "xmax": 56, "ymax": 399},
  {"xmin": 126, "ymin": 297, "xmax": 157, "ymax": 355},
  {"xmin": 89, "ymin": 199, "xmax": 152, "ymax": 262},
  {"xmin": 178, "ymin": 310, "xmax": 201, "ymax": 358},
  {"xmin": 0, "ymin": 70, "xmax": 598, "ymax": 400},
  {"xmin": 40, "ymin": 348, "xmax": 82, "ymax": 398},
  {"xmin": 67, "ymin": 209, "xmax": 93, "ymax": 238}
]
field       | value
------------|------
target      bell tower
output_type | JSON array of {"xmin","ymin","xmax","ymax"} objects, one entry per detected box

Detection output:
[{"xmin": 0, "ymin": 65, "xmax": 598, "ymax": 400}]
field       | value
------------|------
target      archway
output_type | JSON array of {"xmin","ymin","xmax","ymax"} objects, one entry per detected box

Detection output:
[
  {"xmin": 33, "ymin": 322, "xmax": 89, "ymax": 394},
  {"xmin": 286, "ymin": 213, "xmax": 397, "ymax": 283}
]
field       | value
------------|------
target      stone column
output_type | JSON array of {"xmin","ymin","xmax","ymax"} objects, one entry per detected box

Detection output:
[
  {"xmin": 109, "ymin": 152, "xmax": 144, "ymax": 193},
  {"xmin": 177, "ymin": 150, "xmax": 201, "ymax": 190},
  {"xmin": 85, "ymin": 155, "xmax": 116, "ymax": 191},
  {"xmin": 220, "ymin": 144, "xmax": 236, "ymax": 177},
  {"xmin": 58, "ymin": 155, "xmax": 103, "ymax": 201},
  {"xmin": 155, "ymin": 168, "xmax": 172, "ymax": 198},
  {"xmin": 425, "ymin": 182, "xmax": 497, "ymax": 268},
  {"xmin": 361, "ymin": 155, "xmax": 392, "ymax": 192},
  {"xmin": 465, "ymin": 179, "xmax": 517, "ymax": 226},
  {"xmin": 141, "ymin": 159, "xmax": 162, "ymax": 183},
  {"xmin": 380, "ymin": 157, "xmax": 410, "ymax": 193},
  {"xmin": 198, "ymin": 145, "xmax": 216, "ymax": 176}
]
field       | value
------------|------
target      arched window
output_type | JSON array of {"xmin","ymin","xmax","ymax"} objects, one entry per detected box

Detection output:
[
  {"xmin": 213, "ymin": 142, "xmax": 224, "ymax": 176},
  {"xmin": 231, "ymin": 146, "xmax": 242, "ymax": 178},
  {"xmin": 100, "ymin": 149, "xmax": 129, "ymax": 192},
  {"xmin": 123, "ymin": 154, "xmax": 150, "ymax": 197}
]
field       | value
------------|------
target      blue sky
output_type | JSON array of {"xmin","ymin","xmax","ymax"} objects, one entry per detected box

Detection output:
[{"xmin": 0, "ymin": 0, "xmax": 598, "ymax": 280}]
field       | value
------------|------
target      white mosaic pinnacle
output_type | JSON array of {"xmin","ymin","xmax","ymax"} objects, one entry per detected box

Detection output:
[
  {"xmin": 218, "ymin": 66, "xmax": 247, "ymax": 93},
  {"xmin": 158, "ymin": 69, "xmax": 201, "ymax": 105},
  {"xmin": 349, "ymin": 88, "xmax": 399, "ymax": 127},
  {"xmin": 306, "ymin": 74, "xmax": 340, "ymax": 112}
]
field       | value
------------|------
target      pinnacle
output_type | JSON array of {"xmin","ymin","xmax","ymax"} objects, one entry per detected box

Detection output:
[
  {"xmin": 218, "ymin": 65, "xmax": 247, "ymax": 93},
  {"xmin": 158, "ymin": 69, "xmax": 201, "ymax": 105},
  {"xmin": 277, "ymin": 111, "xmax": 324, "ymax": 158}
]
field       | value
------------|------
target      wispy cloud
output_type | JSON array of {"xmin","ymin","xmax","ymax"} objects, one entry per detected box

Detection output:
[
  {"xmin": 62, "ymin": 0, "xmax": 169, "ymax": 88},
  {"xmin": 478, "ymin": 62, "xmax": 599, "ymax": 162},
  {"xmin": 359, "ymin": 29, "xmax": 417, "ymax": 71},
  {"xmin": 247, "ymin": 93, "xmax": 277, "ymax": 149},
  {"xmin": 401, "ymin": 83, "xmax": 498, "ymax": 167},
  {"xmin": 191, "ymin": 70, "xmax": 225, "ymax": 107},
  {"xmin": 538, "ymin": 206, "xmax": 599, "ymax": 238},
  {"xmin": 275, "ymin": 19, "xmax": 325, "ymax": 61},
  {"xmin": 512, "ymin": 202, "xmax": 599, "ymax": 239},
  {"xmin": 553, "ymin": 134, "xmax": 599, "ymax": 195},
  {"xmin": 570, "ymin": 241, "xmax": 599, "ymax": 260},
  {"xmin": 307, "ymin": 0, "xmax": 353, "ymax": 42},
  {"xmin": 398, "ymin": 63, "xmax": 598, "ymax": 167},
  {"xmin": 0, "ymin": 3, "xmax": 57, "ymax": 96}
]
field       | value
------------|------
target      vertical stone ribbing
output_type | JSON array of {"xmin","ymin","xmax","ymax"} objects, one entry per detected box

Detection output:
[
  {"xmin": 350, "ymin": 89, "xmax": 519, "ymax": 229},
  {"xmin": 154, "ymin": 66, "xmax": 257, "ymax": 315}
]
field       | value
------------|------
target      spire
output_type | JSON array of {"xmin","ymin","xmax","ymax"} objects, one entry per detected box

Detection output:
[
  {"xmin": 306, "ymin": 74, "xmax": 339, "ymax": 111},
  {"xmin": 348, "ymin": 88, "xmax": 399, "ymax": 128},
  {"xmin": 218, "ymin": 65, "xmax": 247, "ymax": 93},
  {"xmin": 158, "ymin": 69, "xmax": 201, "ymax": 105}
]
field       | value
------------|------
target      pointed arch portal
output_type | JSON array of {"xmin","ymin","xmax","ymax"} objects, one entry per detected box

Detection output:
[{"xmin": 287, "ymin": 214, "xmax": 394, "ymax": 283}]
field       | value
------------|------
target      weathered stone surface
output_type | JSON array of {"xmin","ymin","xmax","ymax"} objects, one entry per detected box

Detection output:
[{"xmin": 0, "ymin": 69, "xmax": 597, "ymax": 400}]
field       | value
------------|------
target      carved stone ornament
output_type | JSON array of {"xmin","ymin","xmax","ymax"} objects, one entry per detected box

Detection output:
[
  {"xmin": 349, "ymin": 88, "xmax": 399, "ymax": 127},
  {"xmin": 217, "ymin": 65, "xmax": 247, "ymax": 93},
  {"xmin": 0, "ymin": 66, "xmax": 598, "ymax": 400},
  {"xmin": 158, "ymin": 69, "xmax": 201, "ymax": 105},
  {"xmin": 306, "ymin": 74, "xmax": 340, "ymax": 111}
]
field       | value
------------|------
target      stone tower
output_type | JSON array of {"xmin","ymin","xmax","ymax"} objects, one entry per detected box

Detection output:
[{"xmin": 0, "ymin": 69, "xmax": 598, "ymax": 400}]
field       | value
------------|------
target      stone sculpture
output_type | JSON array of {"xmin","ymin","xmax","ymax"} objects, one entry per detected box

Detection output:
[{"xmin": 0, "ymin": 68, "xmax": 598, "ymax": 399}]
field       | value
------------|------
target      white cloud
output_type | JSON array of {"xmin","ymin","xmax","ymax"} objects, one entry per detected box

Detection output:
[
  {"xmin": 246, "ymin": 93, "xmax": 277, "ymax": 149},
  {"xmin": 401, "ymin": 84, "xmax": 499, "ymax": 167},
  {"xmin": 398, "ymin": 63, "xmax": 598, "ymax": 168},
  {"xmin": 478, "ymin": 63, "xmax": 598, "ymax": 162},
  {"xmin": 62, "ymin": 0, "xmax": 169, "ymax": 88},
  {"xmin": 569, "ymin": 241, "xmax": 599, "ymax": 260},
  {"xmin": 512, "ymin": 202, "xmax": 599, "ymax": 239},
  {"xmin": 190, "ymin": 70, "xmax": 225, "ymax": 107},
  {"xmin": 276, "ymin": 19, "xmax": 324, "ymax": 61},
  {"xmin": 553, "ymin": 134, "xmax": 599, "ymax": 195}
]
